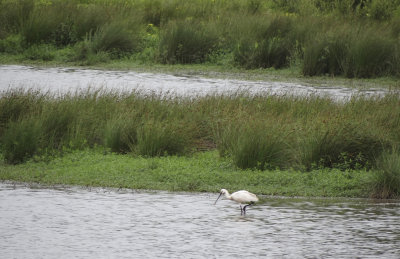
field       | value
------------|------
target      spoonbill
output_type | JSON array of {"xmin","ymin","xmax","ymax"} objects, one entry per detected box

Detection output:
[{"xmin": 214, "ymin": 189, "xmax": 259, "ymax": 215}]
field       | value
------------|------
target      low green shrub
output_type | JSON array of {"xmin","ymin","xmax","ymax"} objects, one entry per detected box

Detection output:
[
  {"xmin": 23, "ymin": 44, "xmax": 55, "ymax": 61},
  {"xmin": 0, "ymin": 34, "xmax": 24, "ymax": 54}
]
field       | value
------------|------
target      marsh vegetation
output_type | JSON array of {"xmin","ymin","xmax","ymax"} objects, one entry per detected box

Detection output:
[
  {"xmin": 1, "ymin": 0, "xmax": 400, "ymax": 78},
  {"xmin": 1, "ymin": 89, "xmax": 400, "ymax": 198}
]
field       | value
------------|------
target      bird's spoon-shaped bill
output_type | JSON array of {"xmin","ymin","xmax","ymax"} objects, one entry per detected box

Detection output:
[{"xmin": 214, "ymin": 192, "xmax": 223, "ymax": 205}]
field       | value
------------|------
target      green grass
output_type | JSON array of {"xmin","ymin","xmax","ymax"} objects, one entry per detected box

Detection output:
[
  {"xmin": 1, "ymin": 0, "xmax": 400, "ymax": 79},
  {"xmin": 1, "ymin": 89, "xmax": 399, "ymax": 169},
  {"xmin": 0, "ymin": 149, "xmax": 374, "ymax": 198}
]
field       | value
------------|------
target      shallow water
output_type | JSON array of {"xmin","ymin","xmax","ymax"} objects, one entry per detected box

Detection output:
[
  {"xmin": 1, "ymin": 182, "xmax": 399, "ymax": 258},
  {"xmin": 0, "ymin": 65, "xmax": 388, "ymax": 100}
]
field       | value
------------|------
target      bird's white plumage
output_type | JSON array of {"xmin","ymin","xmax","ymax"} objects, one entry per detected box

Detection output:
[
  {"xmin": 214, "ymin": 189, "xmax": 259, "ymax": 215},
  {"xmin": 229, "ymin": 190, "xmax": 259, "ymax": 204}
]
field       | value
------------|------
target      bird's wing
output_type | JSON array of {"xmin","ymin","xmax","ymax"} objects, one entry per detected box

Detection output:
[{"xmin": 232, "ymin": 190, "xmax": 259, "ymax": 203}]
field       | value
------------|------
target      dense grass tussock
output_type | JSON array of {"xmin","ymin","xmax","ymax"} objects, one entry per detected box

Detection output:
[
  {"xmin": 2, "ymin": 118, "xmax": 41, "ymax": 164},
  {"xmin": 372, "ymin": 150, "xmax": 400, "ymax": 198},
  {"xmin": 302, "ymin": 25, "xmax": 399, "ymax": 78},
  {"xmin": 1, "ymin": 0, "xmax": 400, "ymax": 78}
]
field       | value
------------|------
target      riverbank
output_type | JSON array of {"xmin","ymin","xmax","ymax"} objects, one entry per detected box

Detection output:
[{"xmin": 0, "ymin": 149, "xmax": 374, "ymax": 199}]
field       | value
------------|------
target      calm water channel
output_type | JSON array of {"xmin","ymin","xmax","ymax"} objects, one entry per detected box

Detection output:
[
  {"xmin": 0, "ymin": 65, "xmax": 388, "ymax": 100},
  {"xmin": 1, "ymin": 182, "xmax": 399, "ymax": 258}
]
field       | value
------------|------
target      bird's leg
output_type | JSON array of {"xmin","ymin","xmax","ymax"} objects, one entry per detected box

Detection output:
[
  {"xmin": 240, "ymin": 205, "xmax": 243, "ymax": 215},
  {"xmin": 242, "ymin": 202, "xmax": 254, "ymax": 215}
]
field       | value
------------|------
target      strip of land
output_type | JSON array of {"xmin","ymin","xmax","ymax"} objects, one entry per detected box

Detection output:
[{"xmin": 0, "ymin": 150, "xmax": 374, "ymax": 199}]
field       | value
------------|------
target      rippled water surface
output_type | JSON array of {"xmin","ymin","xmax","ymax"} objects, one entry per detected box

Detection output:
[
  {"xmin": 1, "ymin": 182, "xmax": 399, "ymax": 258},
  {"xmin": 0, "ymin": 65, "xmax": 388, "ymax": 99}
]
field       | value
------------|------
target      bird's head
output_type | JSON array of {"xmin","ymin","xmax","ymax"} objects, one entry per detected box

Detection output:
[
  {"xmin": 220, "ymin": 189, "xmax": 228, "ymax": 195},
  {"xmin": 214, "ymin": 189, "xmax": 228, "ymax": 205}
]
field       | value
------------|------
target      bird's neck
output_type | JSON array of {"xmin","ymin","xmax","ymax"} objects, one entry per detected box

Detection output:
[{"xmin": 224, "ymin": 192, "xmax": 231, "ymax": 200}]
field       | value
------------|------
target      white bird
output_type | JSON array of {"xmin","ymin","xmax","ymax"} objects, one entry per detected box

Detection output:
[{"xmin": 214, "ymin": 189, "xmax": 259, "ymax": 215}]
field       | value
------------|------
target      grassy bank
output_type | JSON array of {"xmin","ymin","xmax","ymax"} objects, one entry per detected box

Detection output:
[
  {"xmin": 0, "ymin": 149, "xmax": 374, "ymax": 198},
  {"xmin": 1, "ymin": 0, "xmax": 400, "ymax": 79},
  {"xmin": 1, "ymin": 89, "xmax": 400, "ymax": 198}
]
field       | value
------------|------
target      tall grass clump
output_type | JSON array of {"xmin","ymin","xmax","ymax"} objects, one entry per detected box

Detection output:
[
  {"xmin": 297, "ymin": 120, "xmax": 385, "ymax": 171},
  {"xmin": 0, "ymin": 0, "xmax": 35, "ymax": 39},
  {"xmin": 136, "ymin": 119, "xmax": 189, "ymax": 157},
  {"xmin": 90, "ymin": 20, "xmax": 144, "ymax": 57},
  {"xmin": 2, "ymin": 118, "xmax": 41, "ymax": 164},
  {"xmin": 346, "ymin": 31, "xmax": 397, "ymax": 78},
  {"xmin": 39, "ymin": 103, "xmax": 77, "ymax": 150},
  {"xmin": 159, "ymin": 20, "xmax": 219, "ymax": 64},
  {"xmin": 216, "ymin": 119, "xmax": 290, "ymax": 170},
  {"xmin": 74, "ymin": 20, "xmax": 144, "ymax": 62},
  {"xmin": 233, "ymin": 15, "xmax": 296, "ymax": 69},
  {"xmin": 372, "ymin": 150, "xmax": 400, "ymax": 198},
  {"xmin": 302, "ymin": 34, "xmax": 348, "ymax": 76},
  {"xmin": 72, "ymin": 3, "xmax": 111, "ymax": 41},
  {"xmin": 0, "ymin": 89, "xmax": 45, "ymax": 135},
  {"xmin": 303, "ymin": 23, "xmax": 399, "ymax": 78},
  {"xmin": 21, "ymin": 2, "xmax": 71, "ymax": 45},
  {"xmin": 104, "ymin": 116, "xmax": 138, "ymax": 154}
]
